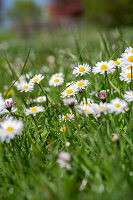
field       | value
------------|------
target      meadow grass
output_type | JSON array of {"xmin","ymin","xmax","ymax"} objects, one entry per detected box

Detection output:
[{"xmin": 0, "ymin": 26, "xmax": 133, "ymax": 200}]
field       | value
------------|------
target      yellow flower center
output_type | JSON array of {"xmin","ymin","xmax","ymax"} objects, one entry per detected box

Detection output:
[
  {"xmin": 23, "ymin": 85, "xmax": 28, "ymax": 89},
  {"xmin": 101, "ymin": 65, "xmax": 108, "ymax": 71},
  {"xmin": 127, "ymin": 73, "xmax": 132, "ymax": 78},
  {"xmin": 100, "ymin": 106, "xmax": 105, "ymax": 109},
  {"xmin": 127, "ymin": 66, "xmax": 132, "ymax": 70},
  {"xmin": 39, "ymin": 98, "xmax": 44, "ymax": 101},
  {"xmin": 66, "ymin": 89, "xmax": 73, "ymax": 94},
  {"xmin": 34, "ymin": 78, "xmax": 39, "ymax": 82},
  {"xmin": 79, "ymin": 67, "xmax": 85, "ymax": 72},
  {"xmin": 64, "ymin": 114, "xmax": 70, "ymax": 119},
  {"xmin": 55, "ymin": 75, "xmax": 59, "ymax": 77},
  {"xmin": 78, "ymin": 82, "xmax": 84, "ymax": 87},
  {"xmin": 54, "ymin": 78, "xmax": 59, "ymax": 82},
  {"xmin": 84, "ymin": 108, "xmax": 87, "ymax": 113},
  {"xmin": 131, "ymin": 49, "xmax": 133, "ymax": 53},
  {"xmin": 31, "ymin": 107, "xmax": 37, "ymax": 112},
  {"xmin": 114, "ymin": 60, "xmax": 120, "ymax": 65},
  {"xmin": 61, "ymin": 126, "xmax": 66, "ymax": 132},
  {"xmin": 6, "ymin": 126, "xmax": 13, "ymax": 132},
  {"xmin": 128, "ymin": 56, "xmax": 133, "ymax": 62},
  {"xmin": 115, "ymin": 104, "xmax": 120, "ymax": 108}
]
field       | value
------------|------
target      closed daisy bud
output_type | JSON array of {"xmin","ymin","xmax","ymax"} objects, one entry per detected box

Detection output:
[
  {"xmin": 5, "ymin": 98, "xmax": 14, "ymax": 111},
  {"xmin": 111, "ymin": 133, "xmax": 119, "ymax": 142},
  {"xmin": 63, "ymin": 97, "xmax": 77, "ymax": 107}
]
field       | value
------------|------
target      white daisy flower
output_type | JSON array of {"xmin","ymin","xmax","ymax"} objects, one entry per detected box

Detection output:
[
  {"xmin": 25, "ymin": 106, "xmax": 44, "ymax": 116},
  {"xmin": 107, "ymin": 98, "xmax": 127, "ymax": 115},
  {"xmin": 124, "ymin": 47, "xmax": 133, "ymax": 54},
  {"xmin": 0, "ymin": 118, "xmax": 23, "ymax": 143},
  {"xmin": 75, "ymin": 80, "xmax": 90, "ymax": 91},
  {"xmin": 73, "ymin": 63, "xmax": 91, "ymax": 76},
  {"xmin": 30, "ymin": 74, "xmax": 44, "ymax": 84},
  {"xmin": 114, "ymin": 58, "xmax": 121, "ymax": 67},
  {"xmin": 0, "ymin": 95, "xmax": 6, "ymax": 112},
  {"xmin": 60, "ymin": 125, "xmax": 66, "ymax": 132},
  {"xmin": 124, "ymin": 91, "xmax": 133, "ymax": 102},
  {"xmin": 77, "ymin": 104, "xmax": 94, "ymax": 116},
  {"xmin": 0, "ymin": 107, "xmax": 17, "ymax": 115},
  {"xmin": 80, "ymin": 98, "xmax": 94, "ymax": 106},
  {"xmin": 119, "ymin": 70, "xmax": 133, "ymax": 83},
  {"xmin": 49, "ymin": 76, "xmax": 64, "ymax": 86},
  {"xmin": 63, "ymin": 97, "xmax": 77, "ymax": 106},
  {"xmin": 92, "ymin": 60, "xmax": 116, "ymax": 74},
  {"xmin": 59, "ymin": 114, "xmax": 74, "ymax": 122},
  {"xmin": 17, "ymin": 82, "xmax": 34, "ymax": 92},
  {"xmin": 51, "ymin": 73, "xmax": 64, "ymax": 78},
  {"xmin": 121, "ymin": 65, "xmax": 133, "ymax": 72},
  {"xmin": 93, "ymin": 102, "xmax": 108, "ymax": 114},
  {"xmin": 61, "ymin": 85, "xmax": 78, "ymax": 98},
  {"xmin": 121, "ymin": 52, "xmax": 133, "ymax": 66},
  {"xmin": 13, "ymin": 75, "xmax": 26, "ymax": 87},
  {"xmin": 35, "ymin": 96, "xmax": 46, "ymax": 103}
]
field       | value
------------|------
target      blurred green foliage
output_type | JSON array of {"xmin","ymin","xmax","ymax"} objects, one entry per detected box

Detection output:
[
  {"xmin": 8, "ymin": 0, "xmax": 41, "ymax": 22},
  {"xmin": 83, "ymin": 0, "xmax": 133, "ymax": 26}
]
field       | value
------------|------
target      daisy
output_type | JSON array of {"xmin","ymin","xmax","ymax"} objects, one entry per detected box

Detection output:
[
  {"xmin": 92, "ymin": 60, "xmax": 116, "ymax": 74},
  {"xmin": 59, "ymin": 114, "xmax": 74, "ymax": 122},
  {"xmin": 77, "ymin": 104, "xmax": 94, "ymax": 116},
  {"xmin": 114, "ymin": 58, "xmax": 121, "ymax": 67},
  {"xmin": 0, "ymin": 118, "xmax": 23, "ymax": 143},
  {"xmin": 75, "ymin": 80, "xmax": 90, "ymax": 91},
  {"xmin": 119, "ymin": 70, "xmax": 133, "ymax": 83},
  {"xmin": 49, "ymin": 76, "xmax": 64, "ymax": 86},
  {"xmin": 124, "ymin": 47, "xmax": 133, "ymax": 54},
  {"xmin": 60, "ymin": 125, "xmax": 66, "ymax": 132},
  {"xmin": 61, "ymin": 85, "xmax": 78, "ymax": 98},
  {"xmin": 17, "ymin": 82, "xmax": 34, "ymax": 92},
  {"xmin": 35, "ymin": 96, "xmax": 46, "ymax": 103},
  {"xmin": 13, "ymin": 75, "xmax": 26, "ymax": 87},
  {"xmin": 51, "ymin": 73, "xmax": 64, "ymax": 78},
  {"xmin": 93, "ymin": 102, "xmax": 108, "ymax": 114},
  {"xmin": 107, "ymin": 98, "xmax": 127, "ymax": 115},
  {"xmin": 63, "ymin": 97, "xmax": 77, "ymax": 107},
  {"xmin": 0, "ymin": 95, "xmax": 6, "ymax": 112},
  {"xmin": 30, "ymin": 74, "xmax": 44, "ymax": 84},
  {"xmin": 57, "ymin": 151, "xmax": 71, "ymax": 170},
  {"xmin": 25, "ymin": 106, "xmax": 44, "ymax": 116},
  {"xmin": 124, "ymin": 91, "xmax": 133, "ymax": 102},
  {"xmin": 121, "ymin": 52, "xmax": 133, "ymax": 66},
  {"xmin": 0, "ymin": 107, "xmax": 17, "ymax": 115},
  {"xmin": 73, "ymin": 63, "xmax": 91, "ymax": 76},
  {"xmin": 80, "ymin": 98, "xmax": 94, "ymax": 107},
  {"xmin": 121, "ymin": 64, "xmax": 133, "ymax": 72}
]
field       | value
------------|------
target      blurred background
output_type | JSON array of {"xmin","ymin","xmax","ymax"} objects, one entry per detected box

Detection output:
[{"xmin": 0, "ymin": 0, "xmax": 133, "ymax": 37}]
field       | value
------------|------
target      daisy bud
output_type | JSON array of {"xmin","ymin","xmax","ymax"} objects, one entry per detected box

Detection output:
[
  {"xmin": 65, "ymin": 142, "xmax": 70, "ymax": 147},
  {"xmin": 111, "ymin": 133, "xmax": 119, "ymax": 142},
  {"xmin": 97, "ymin": 91, "xmax": 106, "ymax": 102},
  {"xmin": 63, "ymin": 97, "xmax": 77, "ymax": 107},
  {"xmin": 5, "ymin": 98, "xmax": 14, "ymax": 112},
  {"xmin": 125, "ymin": 107, "xmax": 129, "ymax": 112},
  {"xmin": 96, "ymin": 114, "xmax": 101, "ymax": 118}
]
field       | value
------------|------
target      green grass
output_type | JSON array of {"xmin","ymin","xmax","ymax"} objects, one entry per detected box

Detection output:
[{"xmin": 0, "ymin": 25, "xmax": 133, "ymax": 200}]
